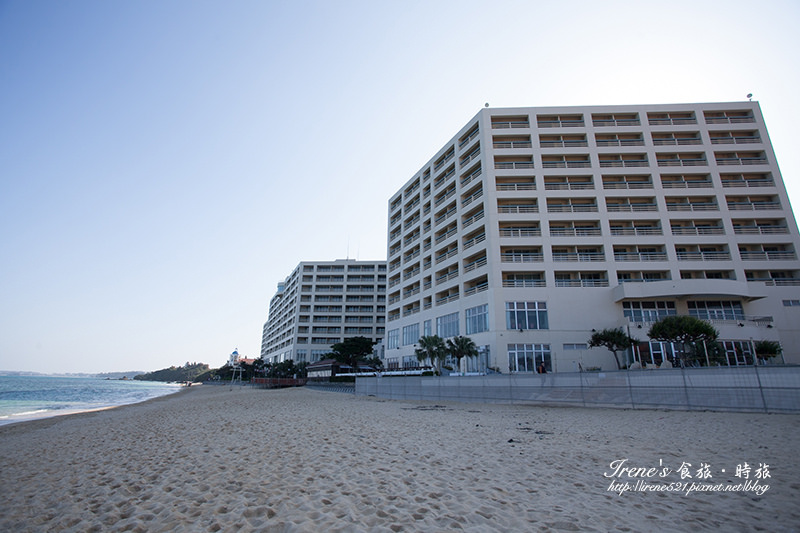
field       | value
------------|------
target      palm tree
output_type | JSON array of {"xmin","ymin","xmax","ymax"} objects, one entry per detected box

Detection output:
[
  {"xmin": 446, "ymin": 336, "xmax": 479, "ymax": 374},
  {"xmin": 415, "ymin": 335, "xmax": 447, "ymax": 374}
]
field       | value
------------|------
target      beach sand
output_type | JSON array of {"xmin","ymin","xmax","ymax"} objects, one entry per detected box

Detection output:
[{"xmin": 0, "ymin": 385, "xmax": 798, "ymax": 532}]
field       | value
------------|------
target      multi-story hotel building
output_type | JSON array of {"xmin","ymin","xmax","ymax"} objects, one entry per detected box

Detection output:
[
  {"xmin": 384, "ymin": 102, "xmax": 800, "ymax": 373},
  {"xmin": 260, "ymin": 259, "xmax": 387, "ymax": 364}
]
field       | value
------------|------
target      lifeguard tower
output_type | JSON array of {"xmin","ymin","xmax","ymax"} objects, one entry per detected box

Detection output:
[{"xmin": 229, "ymin": 348, "xmax": 243, "ymax": 386}]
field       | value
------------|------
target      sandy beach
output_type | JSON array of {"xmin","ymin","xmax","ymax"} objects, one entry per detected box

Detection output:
[{"xmin": 0, "ymin": 385, "xmax": 798, "ymax": 532}]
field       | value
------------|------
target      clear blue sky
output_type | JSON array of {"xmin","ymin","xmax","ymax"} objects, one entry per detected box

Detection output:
[{"xmin": 1, "ymin": 0, "xmax": 799, "ymax": 373}]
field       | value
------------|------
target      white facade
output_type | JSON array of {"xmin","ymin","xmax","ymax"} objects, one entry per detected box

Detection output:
[
  {"xmin": 261, "ymin": 259, "xmax": 387, "ymax": 363},
  {"xmin": 384, "ymin": 102, "xmax": 800, "ymax": 372}
]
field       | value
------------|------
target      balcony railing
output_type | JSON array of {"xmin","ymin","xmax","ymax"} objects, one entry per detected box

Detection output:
[
  {"xmin": 726, "ymin": 201, "xmax": 781, "ymax": 211},
  {"xmin": 544, "ymin": 182, "xmax": 594, "ymax": 190},
  {"xmin": 499, "ymin": 228, "xmax": 541, "ymax": 237},
  {"xmin": 547, "ymin": 204, "xmax": 598, "ymax": 213},
  {"xmin": 716, "ymin": 157, "xmax": 767, "ymax": 166},
  {"xmin": 671, "ymin": 226, "xmax": 725, "ymax": 235},
  {"xmin": 463, "ymin": 211, "xmax": 485, "ymax": 228},
  {"xmin": 705, "ymin": 116, "xmax": 755, "ymax": 124},
  {"xmin": 501, "ymin": 252, "xmax": 543, "ymax": 262},
  {"xmin": 676, "ymin": 251, "xmax": 732, "ymax": 261},
  {"xmin": 502, "ymin": 279, "xmax": 545, "ymax": 288},
  {"xmin": 498, "ymin": 205, "xmax": 538, "ymax": 214},
  {"xmin": 614, "ymin": 252, "xmax": 668, "ymax": 262},
  {"xmin": 599, "ymin": 160, "xmax": 649, "ymax": 168},
  {"xmin": 463, "ymin": 256, "xmax": 487, "ymax": 273},
  {"xmin": 550, "ymin": 228, "xmax": 601, "ymax": 237},
  {"xmin": 492, "ymin": 120, "xmax": 530, "ymax": 129},
  {"xmin": 606, "ymin": 203, "xmax": 658, "ymax": 212},
  {"xmin": 710, "ymin": 136, "xmax": 761, "ymax": 145},
  {"xmin": 538, "ymin": 119, "xmax": 585, "ymax": 128},
  {"xmin": 661, "ymin": 180, "xmax": 713, "ymax": 189},
  {"xmin": 721, "ymin": 178, "xmax": 774, "ymax": 188},
  {"xmin": 666, "ymin": 202, "xmax": 718, "ymax": 212},
  {"xmin": 552, "ymin": 252, "xmax": 605, "ymax": 262},
  {"xmin": 555, "ymin": 278, "xmax": 609, "ymax": 287},
  {"xmin": 610, "ymin": 227, "xmax": 662, "ymax": 236},
  {"xmin": 596, "ymin": 139, "xmax": 646, "ymax": 147},
  {"xmin": 657, "ymin": 158, "xmax": 707, "ymax": 167},
  {"xmin": 539, "ymin": 140, "xmax": 589, "ymax": 148},
  {"xmin": 495, "ymin": 161, "xmax": 534, "ymax": 169},
  {"xmin": 542, "ymin": 160, "xmax": 591, "ymax": 168},
  {"xmin": 593, "ymin": 118, "xmax": 641, "ymax": 127},
  {"xmin": 493, "ymin": 141, "xmax": 532, "ymax": 149},
  {"xmin": 648, "ymin": 117, "xmax": 697, "ymax": 125},
  {"xmin": 464, "ymin": 282, "xmax": 490, "ymax": 296},
  {"xmin": 462, "ymin": 189, "xmax": 484, "ymax": 208},
  {"xmin": 496, "ymin": 182, "xmax": 536, "ymax": 191},
  {"xmin": 652, "ymin": 138, "xmax": 702, "ymax": 146},
  {"xmin": 733, "ymin": 226, "xmax": 788, "ymax": 235},
  {"xmin": 463, "ymin": 233, "xmax": 486, "ymax": 249},
  {"xmin": 739, "ymin": 250, "xmax": 797, "ymax": 261},
  {"xmin": 460, "ymin": 167, "xmax": 482, "ymax": 187}
]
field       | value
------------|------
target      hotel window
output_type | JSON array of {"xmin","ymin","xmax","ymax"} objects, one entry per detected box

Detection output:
[
  {"xmin": 423, "ymin": 319, "xmax": 432, "ymax": 337},
  {"xmin": 436, "ymin": 312, "xmax": 459, "ymax": 338},
  {"xmin": 505, "ymin": 301, "xmax": 548, "ymax": 330},
  {"xmin": 387, "ymin": 328, "xmax": 400, "ymax": 349},
  {"xmin": 402, "ymin": 323, "xmax": 420, "ymax": 346},
  {"xmin": 688, "ymin": 301, "xmax": 744, "ymax": 321},
  {"xmin": 782, "ymin": 300, "xmax": 800, "ymax": 307},
  {"xmin": 563, "ymin": 343, "xmax": 588, "ymax": 350},
  {"xmin": 465, "ymin": 304, "xmax": 489, "ymax": 335},
  {"xmin": 508, "ymin": 344, "xmax": 551, "ymax": 372},
  {"xmin": 622, "ymin": 301, "xmax": 676, "ymax": 322}
]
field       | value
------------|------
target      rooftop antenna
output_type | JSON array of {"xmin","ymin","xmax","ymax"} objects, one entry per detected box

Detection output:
[
  {"xmin": 747, "ymin": 93, "xmax": 753, "ymax": 101},
  {"xmin": 485, "ymin": 102, "xmax": 489, "ymax": 108}
]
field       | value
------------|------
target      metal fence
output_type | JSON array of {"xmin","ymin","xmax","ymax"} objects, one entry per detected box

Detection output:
[{"xmin": 355, "ymin": 366, "xmax": 800, "ymax": 414}]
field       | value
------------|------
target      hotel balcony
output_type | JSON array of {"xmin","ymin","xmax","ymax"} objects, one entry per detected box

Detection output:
[
  {"xmin": 460, "ymin": 164, "xmax": 483, "ymax": 188},
  {"xmin": 599, "ymin": 154, "xmax": 649, "ymax": 168},
  {"xmin": 537, "ymin": 114, "xmax": 585, "ymax": 128},
  {"xmin": 704, "ymin": 110, "xmax": 755, "ymax": 124},
  {"xmin": 463, "ymin": 275, "xmax": 489, "ymax": 297},
  {"xmin": 670, "ymin": 220, "xmax": 725, "ymax": 236},
  {"xmin": 602, "ymin": 175, "xmax": 653, "ymax": 189},
  {"xmin": 592, "ymin": 113, "xmax": 640, "ymax": 127},
  {"xmin": 458, "ymin": 125, "xmax": 480, "ymax": 149},
  {"xmin": 501, "ymin": 247, "xmax": 544, "ymax": 263},
  {"xmin": 499, "ymin": 223, "xmax": 542, "ymax": 238},
  {"xmin": 496, "ymin": 176, "xmax": 536, "ymax": 191},
  {"xmin": 493, "ymin": 135, "xmax": 532, "ymax": 149},
  {"xmin": 433, "ymin": 147, "xmax": 455, "ymax": 173},
  {"xmin": 539, "ymin": 134, "xmax": 588, "ymax": 148},
  {"xmin": 544, "ymin": 175, "xmax": 594, "ymax": 190},
  {"xmin": 738, "ymin": 245, "xmax": 797, "ymax": 261},
  {"xmin": 680, "ymin": 270, "xmax": 735, "ymax": 281},
  {"xmin": 463, "ymin": 228, "xmax": 487, "ymax": 250},
  {"xmin": 491, "ymin": 115, "xmax": 530, "ymax": 129},
  {"xmin": 549, "ymin": 222, "xmax": 602, "ymax": 237},
  {"xmin": 660, "ymin": 174, "xmax": 713, "ymax": 188},
  {"xmin": 495, "ymin": 156, "xmax": 534, "ymax": 170},
  {"xmin": 613, "ymin": 246, "xmax": 668, "ymax": 262},
  {"xmin": 542, "ymin": 154, "xmax": 591, "ymax": 169},
  {"xmin": 555, "ymin": 272, "xmax": 609, "ymax": 287},
  {"xmin": 595, "ymin": 133, "xmax": 644, "ymax": 147},
  {"xmin": 498, "ymin": 199, "xmax": 538, "ymax": 214},
  {"xmin": 459, "ymin": 145, "xmax": 482, "ymax": 167},
  {"xmin": 547, "ymin": 198, "xmax": 598, "ymax": 213},
  {"xmin": 726, "ymin": 195, "xmax": 781, "ymax": 211},
  {"xmin": 746, "ymin": 270, "xmax": 800, "ymax": 286},
  {"xmin": 462, "ymin": 208, "xmax": 485, "ymax": 229},
  {"xmin": 609, "ymin": 221, "xmax": 662, "ymax": 236},
  {"xmin": 676, "ymin": 246, "xmax": 731, "ymax": 261},
  {"xmin": 656, "ymin": 153, "xmax": 707, "ymax": 167},
  {"xmin": 651, "ymin": 132, "xmax": 702, "ymax": 146},
  {"xmin": 502, "ymin": 272, "xmax": 545, "ymax": 288},
  {"xmin": 715, "ymin": 151, "xmax": 768, "ymax": 166},
  {"xmin": 617, "ymin": 271, "xmax": 671, "ymax": 283},
  {"xmin": 463, "ymin": 252, "xmax": 488, "ymax": 274},
  {"xmin": 720, "ymin": 173, "xmax": 774, "ymax": 188},
  {"xmin": 552, "ymin": 246, "xmax": 605, "ymax": 262},
  {"xmin": 461, "ymin": 185, "xmax": 484, "ymax": 208},
  {"xmin": 647, "ymin": 111, "xmax": 697, "ymax": 125},
  {"xmin": 710, "ymin": 131, "xmax": 761, "ymax": 145},
  {"xmin": 605, "ymin": 198, "xmax": 658, "ymax": 212},
  {"xmin": 665, "ymin": 197, "xmax": 718, "ymax": 212},
  {"xmin": 732, "ymin": 219, "xmax": 789, "ymax": 235}
]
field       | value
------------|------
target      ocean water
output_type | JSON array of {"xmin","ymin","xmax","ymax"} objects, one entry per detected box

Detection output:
[{"xmin": 0, "ymin": 375, "xmax": 182, "ymax": 426}]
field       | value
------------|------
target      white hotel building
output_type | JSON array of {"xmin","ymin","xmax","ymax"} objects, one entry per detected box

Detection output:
[
  {"xmin": 384, "ymin": 102, "xmax": 800, "ymax": 373},
  {"xmin": 261, "ymin": 260, "xmax": 387, "ymax": 364}
]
